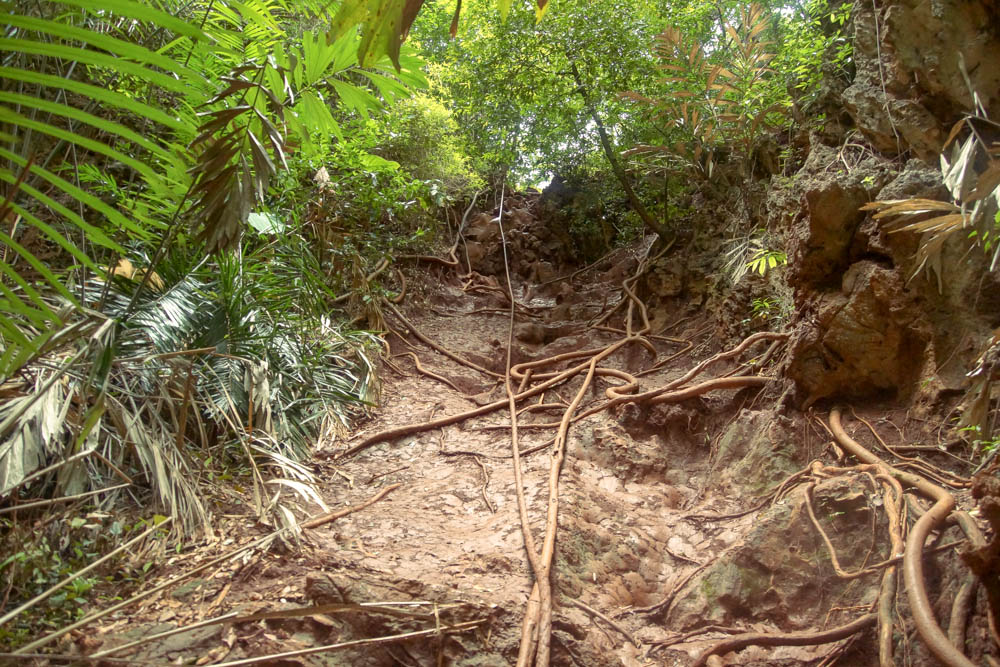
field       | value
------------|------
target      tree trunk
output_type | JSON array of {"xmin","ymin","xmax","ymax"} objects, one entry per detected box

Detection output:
[{"xmin": 569, "ymin": 62, "xmax": 671, "ymax": 243}]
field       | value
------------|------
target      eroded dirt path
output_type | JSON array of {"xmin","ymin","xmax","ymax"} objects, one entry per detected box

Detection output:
[
  {"xmin": 88, "ymin": 197, "xmax": 995, "ymax": 667},
  {"xmin": 98, "ymin": 202, "xmax": 776, "ymax": 666},
  {"xmin": 304, "ymin": 251, "xmax": 751, "ymax": 664}
]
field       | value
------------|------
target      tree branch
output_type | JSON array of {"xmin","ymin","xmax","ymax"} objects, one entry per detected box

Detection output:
[{"xmin": 569, "ymin": 61, "xmax": 671, "ymax": 243}]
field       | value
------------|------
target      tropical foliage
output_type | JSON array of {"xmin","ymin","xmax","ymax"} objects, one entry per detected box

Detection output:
[
  {"xmin": 0, "ymin": 0, "xmax": 861, "ymax": 541},
  {"xmin": 862, "ymin": 108, "xmax": 1000, "ymax": 287},
  {"xmin": 622, "ymin": 3, "xmax": 793, "ymax": 183},
  {"xmin": 0, "ymin": 0, "xmax": 446, "ymax": 541},
  {"xmin": 411, "ymin": 0, "xmax": 664, "ymax": 183}
]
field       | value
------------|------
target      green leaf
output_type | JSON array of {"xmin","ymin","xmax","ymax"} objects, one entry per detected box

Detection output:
[
  {"xmin": 331, "ymin": 79, "xmax": 381, "ymax": 118},
  {"xmin": 358, "ymin": 153, "xmax": 400, "ymax": 171},
  {"xmin": 51, "ymin": 0, "xmax": 208, "ymax": 39},
  {"xmin": 0, "ymin": 147, "xmax": 150, "ymax": 243},
  {"xmin": 535, "ymin": 0, "xmax": 550, "ymax": 22},
  {"xmin": 294, "ymin": 90, "xmax": 341, "ymax": 140},
  {"xmin": 302, "ymin": 29, "xmax": 340, "ymax": 84},
  {"xmin": 0, "ymin": 199, "xmax": 106, "ymax": 275},
  {"xmin": 358, "ymin": 0, "xmax": 407, "ymax": 68},
  {"xmin": 0, "ymin": 39, "xmax": 191, "ymax": 95},
  {"xmin": 328, "ymin": 0, "xmax": 371, "ymax": 44},
  {"xmin": 0, "ymin": 67, "xmax": 188, "ymax": 132},
  {"xmin": 0, "ymin": 231, "xmax": 81, "ymax": 307},
  {"xmin": 0, "ymin": 105, "xmax": 164, "ymax": 179},
  {"xmin": 357, "ymin": 70, "xmax": 413, "ymax": 102},
  {"xmin": 0, "ymin": 278, "xmax": 53, "ymax": 327},
  {"xmin": 3, "ymin": 14, "xmax": 203, "ymax": 87},
  {"xmin": 248, "ymin": 212, "xmax": 286, "ymax": 234}
]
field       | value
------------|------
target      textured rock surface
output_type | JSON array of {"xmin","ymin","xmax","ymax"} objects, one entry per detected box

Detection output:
[
  {"xmin": 780, "ymin": 144, "xmax": 891, "ymax": 291},
  {"xmin": 711, "ymin": 409, "xmax": 804, "ymax": 496},
  {"xmin": 843, "ymin": 0, "xmax": 1000, "ymax": 158},
  {"xmin": 786, "ymin": 260, "xmax": 929, "ymax": 403},
  {"xmin": 668, "ymin": 475, "xmax": 885, "ymax": 631}
]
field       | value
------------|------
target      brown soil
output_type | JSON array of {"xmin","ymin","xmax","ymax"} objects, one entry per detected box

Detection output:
[{"xmin": 67, "ymin": 199, "xmax": 996, "ymax": 667}]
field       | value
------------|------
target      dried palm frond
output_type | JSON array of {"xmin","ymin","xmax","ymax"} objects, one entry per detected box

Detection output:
[{"xmin": 862, "ymin": 112, "xmax": 1000, "ymax": 290}]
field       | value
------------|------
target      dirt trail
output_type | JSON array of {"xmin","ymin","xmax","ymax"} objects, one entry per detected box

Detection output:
[
  {"xmin": 81, "ymin": 197, "xmax": 972, "ymax": 666},
  {"xmin": 297, "ymin": 232, "xmax": 756, "ymax": 665}
]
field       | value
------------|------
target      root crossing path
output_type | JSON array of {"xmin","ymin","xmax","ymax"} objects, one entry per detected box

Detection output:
[
  {"xmin": 308, "ymin": 240, "xmax": 787, "ymax": 666},
  {"xmin": 76, "ymin": 205, "xmax": 990, "ymax": 666}
]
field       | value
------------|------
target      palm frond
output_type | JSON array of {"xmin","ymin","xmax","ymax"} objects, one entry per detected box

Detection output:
[
  {"xmin": 0, "ymin": 0, "xmax": 208, "ymax": 380},
  {"xmin": 863, "ymin": 113, "xmax": 1000, "ymax": 288}
]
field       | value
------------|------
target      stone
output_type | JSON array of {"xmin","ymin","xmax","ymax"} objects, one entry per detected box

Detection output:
[
  {"xmin": 842, "ymin": 0, "xmax": 1000, "ymax": 158},
  {"xmin": 668, "ymin": 476, "xmax": 885, "ymax": 631},
  {"xmin": 514, "ymin": 322, "xmax": 545, "ymax": 344},
  {"xmin": 712, "ymin": 409, "xmax": 803, "ymax": 496},
  {"xmin": 781, "ymin": 143, "xmax": 893, "ymax": 290},
  {"xmin": 464, "ymin": 240, "xmax": 486, "ymax": 270},
  {"xmin": 786, "ymin": 260, "xmax": 929, "ymax": 403}
]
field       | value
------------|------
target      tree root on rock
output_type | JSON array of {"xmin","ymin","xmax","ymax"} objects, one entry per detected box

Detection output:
[
  {"xmin": 691, "ymin": 613, "xmax": 878, "ymax": 667},
  {"xmin": 830, "ymin": 408, "xmax": 980, "ymax": 667},
  {"xmin": 328, "ymin": 216, "xmax": 988, "ymax": 666}
]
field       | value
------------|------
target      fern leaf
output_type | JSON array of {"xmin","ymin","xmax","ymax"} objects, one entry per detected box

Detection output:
[{"xmin": 0, "ymin": 67, "xmax": 187, "ymax": 132}]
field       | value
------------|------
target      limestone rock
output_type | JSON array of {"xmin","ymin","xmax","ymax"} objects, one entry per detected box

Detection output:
[
  {"xmin": 786, "ymin": 260, "xmax": 929, "ymax": 403},
  {"xmin": 782, "ymin": 146, "xmax": 889, "ymax": 289},
  {"xmin": 712, "ymin": 409, "xmax": 803, "ymax": 496},
  {"xmin": 842, "ymin": 0, "xmax": 1000, "ymax": 158},
  {"xmin": 668, "ymin": 476, "xmax": 884, "ymax": 631}
]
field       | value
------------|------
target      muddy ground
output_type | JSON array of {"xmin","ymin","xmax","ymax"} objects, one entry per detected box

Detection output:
[{"xmin": 71, "ymin": 196, "xmax": 996, "ymax": 667}]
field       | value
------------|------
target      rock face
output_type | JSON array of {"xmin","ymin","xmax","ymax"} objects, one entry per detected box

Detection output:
[
  {"xmin": 782, "ymin": 145, "xmax": 887, "ymax": 290},
  {"xmin": 786, "ymin": 260, "xmax": 929, "ymax": 403},
  {"xmin": 462, "ymin": 199, "xmax": 577, "ymax": 278},
  {"xmin": 842, "ymin": 0, "xmax": 1000, "ymax": 158},
  {"xmin": 711, "ymin": 410, "xmax": 804, "ymax": 496},
  {"xmin": 668, "ymin": 475, "xmax": 885, "ymax": 631},
  {"xmin": 777, "ymin": 149, "xmax": 997, "ymax": 404}
]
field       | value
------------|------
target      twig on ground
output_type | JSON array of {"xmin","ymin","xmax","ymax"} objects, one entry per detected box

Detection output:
[
  {"xmin": 15, "ymin": 485, "xmax": 396, "ymax": 654},
  {"xmin": 384, "ymin": 301, "xmax": 503, "ymax": 379},
  {"xmin": 302, "ymin": 484, "xmax": 401, "ymax": 530},
  {"xmin": 565, "ymin": 598, "xmax": 641, "ymax": 649},
  {"xmin": 210, "ymin": 619, "xmax": 486, "ymax": 667}
]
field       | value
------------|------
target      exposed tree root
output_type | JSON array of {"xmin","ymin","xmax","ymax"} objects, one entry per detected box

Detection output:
[
  {"xmin": 12, "ymin": 483, "xmax": 399, "ymax": 655},
  {"xmin": 664, "ymin": 406, "xmax": 986, "ymax": 667},
  {"xmin": 391, "ymin": 350, "xmax": 469, "ymax": 395},
  {"xmin": 301, "ymin": 483, "xmax": 401, "ymax": 530},
  {"xmin": 333, "ymin": 225, "xmax": 990, "ymax": 667},
  {"xmin": 384, "ymin": 301, "xmax": 503, "ymax": 379},
  {"xmin": 333, "ymin": 269, "xmax": 784, "ymax": 666},
  {"xmin": 691, "ymin": 613, "xmax": 878, "ymax": 667},
  {"xmin": 338, "ymin": 202, "xmax": 992, "ymax": 667},
  {"xmin": 565, "ymin": 597, "xmax": 641, "ymax": 649},
  {"xmin": 331, "ymin": 212, "xmax": 1000, "ymax": 667},
  {"xmin": 830, "ymin": 408, "xmax": 978, "ymax": 667}
]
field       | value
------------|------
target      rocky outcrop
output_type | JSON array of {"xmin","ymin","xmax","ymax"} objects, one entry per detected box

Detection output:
[
  {"xmin": 786, "ymin": 260, "xmax": 929, "ymax": 403},
  {"xmin": 711, "ymin": 409, "xmax": 804, "ymax": 496},
  {"xmin": 668, "ymin": 475, "xmax": 885, "ymax": 631},
  {"xmin": 779, "ymin": 144, "xmax": 891, "ymax": 290},
  {"xmin": 842, "ymin": 0, "xmax": 1000, "ymax": 158},
  {"xmin": 463, "ymin": 201, "xmax": 574, "ymax": 278}
]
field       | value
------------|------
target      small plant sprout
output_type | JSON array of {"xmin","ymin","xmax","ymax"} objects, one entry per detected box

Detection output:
[{"xmin": 746, "ymin": 249, "xmax": 788, "ymax": 276}]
